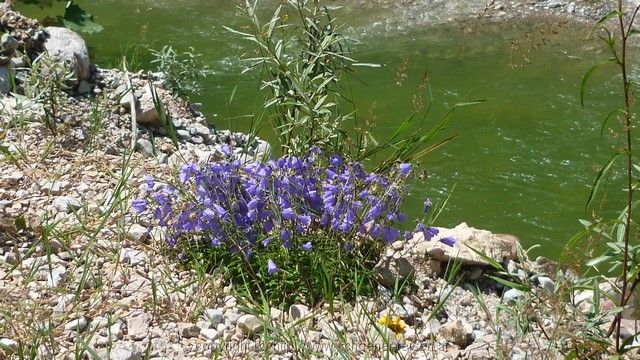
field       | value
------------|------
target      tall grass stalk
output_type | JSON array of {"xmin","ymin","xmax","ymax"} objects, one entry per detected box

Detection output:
[{"xmin": 577, "ymin": 0, "xmax": 639, "ymax": 353}]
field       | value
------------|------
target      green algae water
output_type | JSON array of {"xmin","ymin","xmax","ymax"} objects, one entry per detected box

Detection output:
[{"xmin": 18, "ymin": 1, "xmax": 631, "ymax": 259}]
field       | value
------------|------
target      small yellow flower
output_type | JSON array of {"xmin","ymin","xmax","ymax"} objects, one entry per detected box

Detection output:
[{"xmin": 378, "ymin": 313, "xmax": 406, "ymax": 338}]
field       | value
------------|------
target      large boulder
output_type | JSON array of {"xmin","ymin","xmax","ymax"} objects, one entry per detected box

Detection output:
[
  {"xmin": 412, "ymin": 222, "xmax": 519, "ymax": 266},
  {"xmin": 42, "ymin": 27, "xmax": 90, "ymax": 82}
]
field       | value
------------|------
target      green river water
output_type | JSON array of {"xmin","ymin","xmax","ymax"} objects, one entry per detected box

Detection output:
[{"xmin": 19, "ymin": 1, "xmax": 632, "ymax": 259}]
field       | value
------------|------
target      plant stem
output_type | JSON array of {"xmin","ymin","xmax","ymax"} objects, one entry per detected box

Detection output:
[{"xmin": 614, "ymin": 0, "xmax": 637, "ymax": 352}]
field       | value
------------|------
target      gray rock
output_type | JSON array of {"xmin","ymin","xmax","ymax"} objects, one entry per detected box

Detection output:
[
  {"xmin": 288, "ymin": 304, "xmax": 310, "ymax": 321},
  {"xmin": 127, "ymin": 312, "xmax": 152, "ymax": 340},
  {"xmin": 43, "ymin": 27, "xmax": 90, "ymax": 82},
  {"xmin": 134, "ymin": 138, "xmax": 154, "ymax": 158},
  {"xmin": 137, "ymin": 84, "xmax": 166, "ymax": 125},
  {"xmin": 126, "ymin": 224, "xmax": 149, "ymax": 243},
  {"xmin": 119, "ymin": 248, "xmax": 148, "ymax": 266},
  {"xmin": 0, "ymin": 34, "xmax": 19, "ymax": 52},
  {"xmin": 421, "ymin": 318, "xmax": 441, "ymax": 339},
  {"xmin": 77, "ymin": 80, "xmax": 91, "ymax": 94},
  {"xmin": 204, "ymin": 308, "xmax": 224, "ymax": 326},
  {"xmin": 64, "ymin": 316, "xmax": 88, "ymax": 331},
  {"xmin": 53, "ymin": 196, "xmax": 81, "ymax": 213},
  {"xmin": 109, "ymin": 345, "xmax": 142, "ymax": 360},
  {"xmin": 0, "ymin": 66, "xmax": 11, "ymax": 94},
  {"xmin": 440, "ymin": 319, "xmax": 473, "ymax": 348},
  {"xmin": 47, "ymin": 268, "xmax": 67, "ymax": 287},
  {"xmin": 237, "ymin": 314, "xmax": 263, "ymax": 336},
  {"xmin": 392, "ymin": 303, "xmax": 417, "ymax": 320},
  {"xmin": 503, "ymin": 288, "xmax": 525, "ymax": 304},
  {"xmin": 199, "ymin": 328, "xmax": 220, "ymax": 341},
  {"xmin": 537, "ymin": 276, "xmax": 555, "ymax": 292},
  {"xmin": 226, "ymin": 312, "xmax": 241, "ymax": 325},
  {"xmin": 178, "ymin": 323, "xmax": 200, "ymax": 338}
]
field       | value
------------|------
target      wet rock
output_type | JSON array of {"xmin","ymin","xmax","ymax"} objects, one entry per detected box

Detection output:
[{"xmin": 43, "ymin": 27, "xmax": 90, "ymax": 82}]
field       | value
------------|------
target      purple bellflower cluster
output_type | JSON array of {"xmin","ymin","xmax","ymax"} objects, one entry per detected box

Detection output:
[{"xmin": 133, "ymin": 147, "xmax": 454, "ymax": 274}]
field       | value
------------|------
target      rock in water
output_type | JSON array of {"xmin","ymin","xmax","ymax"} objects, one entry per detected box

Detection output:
[{"xmin": 43, "ymin": 27, "xmax": 90, "ymax": 82}]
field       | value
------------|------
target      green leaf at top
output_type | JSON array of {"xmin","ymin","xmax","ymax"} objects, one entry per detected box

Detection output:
[{"xmin": 58, "ymin": 3, "xmax": 104, "ymax": 34}]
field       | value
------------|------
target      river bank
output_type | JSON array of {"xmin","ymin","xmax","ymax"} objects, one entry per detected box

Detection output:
[{"xmin": 1, "ymin": 2, "xmax": 639, "ymax": 360}]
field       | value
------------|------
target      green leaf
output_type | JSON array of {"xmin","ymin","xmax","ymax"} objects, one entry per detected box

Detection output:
[
  {"xmin": 14, "ymin": 215, "xmax": 27, "ymax": 231},
  {"xmin": 585, "ymin": 152, "xmax": 622, "ymax": 214},
  {"xmin": 58, "ymin": 3, "xmax": 104, "ymax": 34},
  {"xmin": 586, "ymin": 255, "xmax": 612, "ymax": 267},
  {"xmin": 487, "ymin": 275, "xmax": 530, "ymax": 292},
  {"xmin": 580, "ymin": 58, "xmax": 616, "ymax": 108},
  {"xmin": 600, "ymin": 109, "xmax": 625, "ymax": 137},
  {"xmin": 465, "ymin": 243, "xmax": 504, "ymax": 271},
  {"xmin": 590, "ymin": 10, "xmax": 622, "ymax": 36}
]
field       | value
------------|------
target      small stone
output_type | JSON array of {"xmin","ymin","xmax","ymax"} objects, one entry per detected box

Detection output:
[
  {"xmin": 237, "ymin": 315, "xmax": 263, "ymax": 336},
  {"xmin": 204, "ymin": 308, "xmax": 224, "ymax": 326},
  {"xmin": 135, "ymin": 138, "xmax": 155, "ymax": 158},
  {"xmin": 64, "ymin": 316, "xmax": 88, "ymax": 331},
  {"xmin": 109, "ymin": 345, "xmax": 142, "ymax": 360},
  {"xmin": 537, "ymin": 276, "xmax": 555, "ymax": 292},
  {"xmin": 126, "ymin": 224, "xmax": 149, "ymax": 243},
  {"xmin": 226, "ymin": 312, "xmax": 241, "ymax": 325},
  {"xmin": 421, "ymin": 319, "xmax": 441, "ymax": 339},
  {"xmin": 178, "ymin": 323, "xmax": 200, "ymax": 338},
  {"xmin": 440, "ymin": 319, "xmax": 473, "ymax": 348},
  {"xmin": 53, "ymin": 196, "xmax": 81, "ymax": 213},
  {"xmin": 6, "ymin": 170, "xmax": 23, "ymax": 185},
  {"xmin": 200, "ymin": 328, "xmax": 220, "ymax": 341},
  {"xmin": 127, "ymin": 312, "xmax": 152, "ymax": 340},
  {"xmin": 0, "ymin": 338, "xmax": 17, "ymax": 353},
  {"xmin": 47, "ymin": 268, "xmax": 67, "ymax": 287},
  {"xmin": 392, "ymin": 303, "xmax": 417, "ymax": 320},
  {"xmin": 503, "ymin": 289, "xmax": 525, "ymax": 304},
  {"xmin": 288, "ymin": 304, "xmax": 310, "ymax": 320},
  {"xmin": 0, "ymin": 34, "xmax": 19, "ymax": 52}
]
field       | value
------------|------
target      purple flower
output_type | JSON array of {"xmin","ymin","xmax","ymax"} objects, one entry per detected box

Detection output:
[
  {"xmin": 298, "ymin": 214, "xmax": 312, "ymax": 228},
  {"xmin": 211, "ymin": 237, "xmax": 222, "ymax": 248},
  {"xmin": 439, "ymin": 236, "xmax": 456, "ymax": 247},
  {"xmin": 423, "ymin": 198, "xmax": 432, "ymax": 214},
  {"xmin": 131, "ymin": 198, "xmax": 147, "ymax": 214},
  {"xmin": 142, "ymin": 175, "xmax": 155, "ymax": 191},
  {"xmin": 261, "ymin": 237, "xmax": 272, "ymax": 247},
  {"xmin": 220, "ymin": 144, "xmax": 231, "ymax": 157},
  {"xmin": 398, "ymin": 163, "xmax": 412, "ymax": 176},
  {"xmin": 382, "ymin": 227, "xmax": 400, "ymax": 244},
  {"xmin": 179, "ymin": 164, "xmax": 198, "ymax": 184},
  {"xmin": 330, "ymin": 155, "xmax": 342, "ymax": 167},
  {"xmin": 301, "ymin": 242, "xmax": 313, "ymax": 251},
  {"xmin": 404, "ymin": 230, "xmax": 413, "ymax": 240},
  {"xmin": 282, "ymin": 208, "xmax": 295, "ymax": 220},
  {"xmin": 267, "ymin": 259, "xmax": 278, "ymax": 275},
  {"xmin": 280, "ymin": 229, "xmax": 292, "ymax": 241}
]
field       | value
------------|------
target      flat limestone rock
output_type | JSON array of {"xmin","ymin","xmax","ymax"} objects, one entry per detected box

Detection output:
[{"xmin": 412, "ymin": 222, "xmax": 519, "ymax": 266}]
